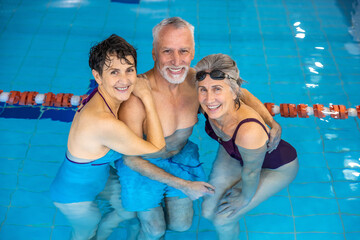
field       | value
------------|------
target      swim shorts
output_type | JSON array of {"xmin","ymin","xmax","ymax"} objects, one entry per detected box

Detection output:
[{"xmin": 115, "ymin": 140, "xmax": 205, "ymax": 211}]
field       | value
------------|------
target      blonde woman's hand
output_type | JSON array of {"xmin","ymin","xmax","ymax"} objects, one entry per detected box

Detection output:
[
  {"xmin": 217, "ymin": 188, "xmax": 250, "ymax": 218},
  {"xmin": 267, "ymin": 120, "xmax": 282, "ymax": 153}
]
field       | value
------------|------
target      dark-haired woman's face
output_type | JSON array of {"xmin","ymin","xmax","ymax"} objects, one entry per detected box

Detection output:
[{"xmin": 93, "ymin": 54, "xmax": 137, "ymax": 102}]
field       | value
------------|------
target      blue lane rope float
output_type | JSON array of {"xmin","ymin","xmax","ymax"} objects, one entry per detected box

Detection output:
[{"xmin": 0, "ymin": 89, "xmax": 359, "ymax": 119}]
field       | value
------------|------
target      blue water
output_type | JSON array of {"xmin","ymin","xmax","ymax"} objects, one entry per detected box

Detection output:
[{"xmin": 1, "ymin": 0, "xmax": 360, "ymax": 239}]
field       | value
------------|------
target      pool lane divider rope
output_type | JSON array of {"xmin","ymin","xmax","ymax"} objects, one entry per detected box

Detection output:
[
  {"xmin": 0, "ymin": 89, "xmax": 359, "ymax": 119},
  {"xmin": 264, "ymin": 103, "xmax": 360, "ymax": 119},
  {"xmin": 0, "ymin": 90, "xmax": 86, "ymax": 108}
]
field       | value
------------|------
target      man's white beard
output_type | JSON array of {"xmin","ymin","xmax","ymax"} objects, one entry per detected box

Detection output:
[{"xmin": 157, "ymin": 63, "xmax": 189, "ymax": 84}]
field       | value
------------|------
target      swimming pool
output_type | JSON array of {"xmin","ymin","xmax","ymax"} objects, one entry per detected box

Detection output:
[{"xmin": 0, "ymin": 0, "xmax": 359, "ymax": 239}]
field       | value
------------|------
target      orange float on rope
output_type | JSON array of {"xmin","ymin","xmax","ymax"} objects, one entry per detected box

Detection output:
[
  {"xmin": 19, "ymin": 91, "xmax": 29, "ymax": 105},
  {"xmin": 357, "ymin": 105, "xmax": 360, "ymax": 118},
  {"xmin": 62, "ymin": 93, "xmax": 74, "ymax": 107},
  {"xmin": 79, "ymin": 94, "xmax": 88, "ymax": 106},
  {"xmin": 264, "ymin": 103, "xmax": 275, "ymax": 116},
  {"xmin": 26, "ymin": 91, "xmax": 38, "ymax": 105},
  {"xmin": 7, "ymin": 91, "xmax": 21, "ymax": 104},
  {"xmin": 330, "ymin": 105, "xmax": 348, "ymax": 119},
  {"xmin": 313, "ymin": 104, "xmax": 325, "ymax": 118},
  {"xmin": 280, "ymin": 104, "xmax": 287, "ymax": 117},
  {"xmin": 339, "ymin": 105, "xmax": 348, "ymax": 119},
  {"xmin": 280, "ymin": 104, "xmax": 297, "ymax": 118},
  {"xmin": 43, "ymin": 92, "xmax": 55, "ymax": 106},
  {"xmin": 54, "ymin": 93, "xmax": 64, "ymax": 107},
  {"xmin": 297, "ymin": 104, "xmax": 309, "ymax": 118}
]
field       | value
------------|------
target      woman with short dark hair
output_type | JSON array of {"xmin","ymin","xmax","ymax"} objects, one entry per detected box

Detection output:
[{"xmin": 50, "ymin": 34, "xmax": 165, "ymax": 240}]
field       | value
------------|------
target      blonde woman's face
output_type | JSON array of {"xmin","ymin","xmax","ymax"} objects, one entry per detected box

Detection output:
[{"xmin": 197, "ymin": 76, "xmax": 236, "ymax": 120}]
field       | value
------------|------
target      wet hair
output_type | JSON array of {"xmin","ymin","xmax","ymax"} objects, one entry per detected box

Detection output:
[
  {"xmin": 89, "ymin": 34, "xmax": 137, "ymax": 75},
  {"xmin": 195, "ymin": 53, "xmax": 244, "ymax": 109},
  {"xmin": 152, "ymin": 17, "xmax": 195, "ymax": 49}
]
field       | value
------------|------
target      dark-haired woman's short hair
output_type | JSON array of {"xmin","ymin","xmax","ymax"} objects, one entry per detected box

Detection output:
[{"xmin": 89, "ymin": 34, "xmax": 137, "ymax": 75}]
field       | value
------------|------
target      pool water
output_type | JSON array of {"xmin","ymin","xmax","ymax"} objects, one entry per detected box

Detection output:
[{"xmin": 0, "ymin": 0, "xmax": 360, "ymax": 239}]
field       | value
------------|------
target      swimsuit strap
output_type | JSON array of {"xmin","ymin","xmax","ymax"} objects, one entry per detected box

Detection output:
[
  {"xmin": 77, "ymin": 87, "xmax": 98, "ymax": 112},
  {"xmin": 97, "ymin": 89, "xmax": 116, "ymax": 118},
  {"xmin": 232, "ymin": 118, "xmax": 270, "ymax": 140},
  {"xmin": 77, "ymin": 87, "xmax": 116, "ymax": 118}
]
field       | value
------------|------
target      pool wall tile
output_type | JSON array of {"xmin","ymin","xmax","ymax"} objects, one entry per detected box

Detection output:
[
  {"xmin": 342, "ymin": 214, "xmax": 360, "ymax": 232},
  {"xmin": 0, "ymin": 206, "xmax": 8, "ymax": 223},
  {"xmin": 247, "ymin": 196, "xmax": 293, "ymax": 215},
  {"xmin": 1, "ymin": 131, "xmax": 33, "ymax": 145},
  {"xmin": 333, "ymin": 182, "xmax": 360, "ymax": 198},
  {"xmin": 11, "ymin": 190, "xmax": 54, "ymax": 207},
  {"xmin": 6, "ymin": 206, "xmax": 55, "ymax": 225},
  {"xmin": 51, "ymin": 226, "xmax": 72, "ymax": 240},
  {"xmin": 18, "ymin": 175, "xmax": 53, "ymax": 192},
  {"xmin": 295, "ymin": 215, "xmax": 344, "ymax": 233},
  {"xmin": 0, "ymin": 145, "xmax": 28, "ymax": 159},
  {"xmin": 292, "ymin": 197, "xmax": 339, "ymax": 216},
  {"xmin": 0, "ymin": 174, "xmax": 18, "ymax": 190},
  {"xmin": 54, "ymin": 209, "xmax": 71, "ymax": 226},
  {"xmin": 293, "ymin": 167, "xmax": 332, "ymax": 183},
  {"xmin": 21, "ymin": 160, "xmax": 61, "ymax": 177},
  {"xmin": 296, "ymin": 233, "xmax": 345, "ymax": 240},
  {"xmin": 246, "ymin": 215, "xmax": 294, "ymax": 232},
  {"xmin": 331, "ymin": 168, "xmax": 360, "ymax": 182},
  {"xmin": 289, "ymin": 182, "xmax": 335, "ymax": 198},
  {"xmin": 0, "ymin": 225, "xmax": 52, "ymax": 240},
  {"xmin": 0, "ymin": 159, "xmax": 21, "ymax": 174},
  {"xmin": 0, "ymin": 189, "xmax": 12, "ymax": 206},
  {"xmin": 27, "ymin": 145, "xmax": 66, "ymax": 163},
  {"xmin": 247, "ymin": 232, "xmax": 295, "ymax": 240},
  {"xmin": 338, "ymin": 198, "xmax": 360, "ymax": 214}
]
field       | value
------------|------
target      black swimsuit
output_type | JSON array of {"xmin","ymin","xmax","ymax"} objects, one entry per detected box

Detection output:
[{"xmin": 204, "ymin": 114, "xmax": 297, "ymax": 169}]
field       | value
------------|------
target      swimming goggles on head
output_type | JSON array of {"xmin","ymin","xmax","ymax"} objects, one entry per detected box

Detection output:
[{"xmin": 195, "ymin": 69, "xmax": 236, "ymax": 81}]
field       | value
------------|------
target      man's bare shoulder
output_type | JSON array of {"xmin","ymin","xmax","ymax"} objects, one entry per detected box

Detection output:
[
  {"xmin": 186, "ymin": 67, "xmax": 196, "ymax": 87},
  {"xmin": 119, "ymin": 94, "xmax": 145, "ymax": 115},
  {"xmin": 143, "ymin": 69, "xmax": 154, "ymax": 77}
]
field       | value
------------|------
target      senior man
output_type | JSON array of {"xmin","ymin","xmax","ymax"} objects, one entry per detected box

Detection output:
[{"xmin": 114, "ymin": 17, "xmax": 281, "ymax": 240}]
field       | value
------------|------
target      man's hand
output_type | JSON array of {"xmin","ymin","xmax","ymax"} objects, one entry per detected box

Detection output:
[
  {"xmin": 182, "ymin": 181, "xmax": 215, "ymax": 200},
  {"xmin": 267, "ymin": 120, "xmax": 282, "ymax": 153}
]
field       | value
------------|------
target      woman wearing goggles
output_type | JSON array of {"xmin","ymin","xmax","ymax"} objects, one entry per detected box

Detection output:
[{"xmin": 195, "ymin": 53, "xmax": 299, "ymax": 240}]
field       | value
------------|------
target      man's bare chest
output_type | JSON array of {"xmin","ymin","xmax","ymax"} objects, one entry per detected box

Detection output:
[{"xmin": 154, "ymin": 93, "xmax": 199, "ymax": 136}]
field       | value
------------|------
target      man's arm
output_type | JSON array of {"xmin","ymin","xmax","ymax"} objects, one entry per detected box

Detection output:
[
  {"xmin": 123, "ymin": 155, "xmax": 214, "ymax": 200},
  {"xmin": 118, "ymin": 95, "xmax": 215, "ymax": 200},
  {"xmin": 241, "ymin": 88, "xmax": 281, "ymax": 152}
]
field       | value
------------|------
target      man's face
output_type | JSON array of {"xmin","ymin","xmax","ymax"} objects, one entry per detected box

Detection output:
[{"xmin": 152, "ymin": 25, "xmax": 195, "ymax": 84}]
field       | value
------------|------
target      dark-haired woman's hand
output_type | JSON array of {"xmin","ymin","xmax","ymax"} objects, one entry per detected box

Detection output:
[{"xmin": 132, "ymin": 74, "xmax": 152, "ymax": 99}]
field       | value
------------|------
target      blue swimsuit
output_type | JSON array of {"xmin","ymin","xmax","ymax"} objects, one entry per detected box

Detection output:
[
  {"xmin": 50, "ymin": 87, "xmax": 123, "ymax": 203},
  {"xmin": 50, "ymin": 150, "xmax": 122, "ymax": 203}
]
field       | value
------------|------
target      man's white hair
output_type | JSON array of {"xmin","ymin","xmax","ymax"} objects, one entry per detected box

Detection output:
[{"xmin": 152, "ymin": 17, "xmax": 195, "ymax": 49}]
